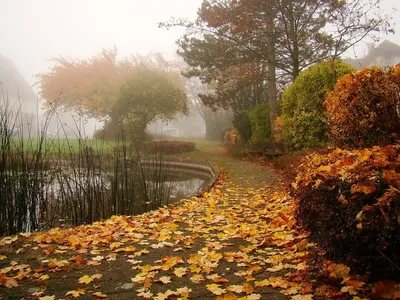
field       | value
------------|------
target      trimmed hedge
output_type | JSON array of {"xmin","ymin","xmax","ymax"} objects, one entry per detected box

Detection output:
[
  {"xmin": 145, "ymin": 140, "xmax": 195, "ymax": 154},
  {"xmin": 281, "ymin": 61, "xmax": 354, "ymax": 150},
  {"xmin": 294, "ymin": 145, "xmax": 400, "ymax": 279}
]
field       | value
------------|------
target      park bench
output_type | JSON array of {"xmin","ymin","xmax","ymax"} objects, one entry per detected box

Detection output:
[{"xmin": 246, "ymin": 141, "xmax": 285, "ymax": 159}]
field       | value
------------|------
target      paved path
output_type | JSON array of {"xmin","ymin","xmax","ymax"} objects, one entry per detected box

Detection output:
[{"xmin": 0, "ymin": 143, "xmax": 305, "ymax": 300}]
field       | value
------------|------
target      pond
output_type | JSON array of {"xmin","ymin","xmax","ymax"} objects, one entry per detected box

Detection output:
[
  {"xmin": 0, "ymin": 160, "xmax": 216, "ymax": 236},
  {"xmin": 166, "ymin": 168, "xmax": 212, "ymax": 201}
]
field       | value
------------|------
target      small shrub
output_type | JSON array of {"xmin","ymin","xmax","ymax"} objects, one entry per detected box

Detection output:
[
  {"xmin": 273, "ymin": 116, "xmax": 284, "ymax": 142},
  {"xmin": 145, "ymin": 140, "xmax": 195, "ymax": 154},
  {"xmin": 325, "ymin": 65, "xmax": 400, "ymax": 148},
  {"xmin": 247, "ymin": 103, "xmax": 271, "ymax": 144},
  {"xmin": 226, "ymin": 143, "xmax": 246, "ymax": 158},
  {"xmin": 232, "ymin": 111, "xmax": 252, "ymax": 143},
  {"xmin": 282, "ymin": 61, "xmax": 354, "ymax": 150},
  {"xmin": 294, "ymin": 145, "xmax": 400, "ymax": 279}
]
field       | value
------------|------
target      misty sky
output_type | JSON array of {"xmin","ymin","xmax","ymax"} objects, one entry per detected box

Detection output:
[
  {"xmin": 1, "ymin": 0, "xmax": 202, "ymax": 87},
  {"xmin": 1, "ymin": 0, "xmax": 399, "ymax": 89}
]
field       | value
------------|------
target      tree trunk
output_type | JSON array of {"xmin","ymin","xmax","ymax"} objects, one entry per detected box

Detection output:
[{"xmin": 267, "ymin": 2, "xmax": 277, "ymax": 136}]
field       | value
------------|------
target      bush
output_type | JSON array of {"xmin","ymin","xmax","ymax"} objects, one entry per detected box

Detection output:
[
  {"xmin": 232, "ymin": 112, "xmax": 252, "ymax": 143},
  {"xmin": 325, "ymin": 65, "xmax": 400, "ymax": 148},
  {"xmin": 145, "ymin": 140, "xmax": 195, "ymax": 154},
  {"xmin": 281, "ymin": 61, "xmax": 354, "ymax": 150},
  {"xmin": 247, "ymin": 103, "xmax": 271, "ymax": 144},
  {"xmin": 294, "ymin": 145, "xmax": 400, "ymax": 278}
]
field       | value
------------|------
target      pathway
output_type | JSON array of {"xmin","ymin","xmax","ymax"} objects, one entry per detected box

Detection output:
[{"xmin": 0, "ymin": 143, "xmax": 313, "ymax": 300}]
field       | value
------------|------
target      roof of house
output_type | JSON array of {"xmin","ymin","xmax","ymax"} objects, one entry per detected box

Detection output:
[
  {"xmin": 344, "ymin": 39, "xmax": 400, "ymax": 69},
  {"xmin": 0, "ymin": 55, "xmax": 38, "ymax": 111}
]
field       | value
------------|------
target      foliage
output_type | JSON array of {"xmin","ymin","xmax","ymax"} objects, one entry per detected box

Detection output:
[
  {"xmin": 281, "ymin": 61, "xmax": 354, "ymax": 150},
  {"xmin": 232, "ymin": 111, "xmax": 252, "ymax": 143},
  {"xmin": 116, "ymin": 68, "xmax": 188, "ymax": 141},
  {"xmin": 273, "ymin": 116, "xmax": 284, "ymax": 142},
  {"xmin": 37, "ymin": 50, "xmax": 188, "ymax": 140},
  {"xmin": 225, "ymin": 143, "xmax": 247, "ymax": 158},
  {"xmin": 294, "ymin": 145, "xmax": 400, "ymax": 278},
  {"xmin": 162, "ymin": 0, "xmax": 393, "ymax": 123},
  {"xmin": 247, "ymin": 103, "xmax": 271, "ymax": 144},
  {"xmin": 325, "ymin": 65, "xmax": 400, "ymax": 148},
  {"xmin": 145, "ymin": 141, "xmax": 195, "ymax": 154}
]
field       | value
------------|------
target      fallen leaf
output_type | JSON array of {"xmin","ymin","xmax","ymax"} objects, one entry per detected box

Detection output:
[{"xmin": 66, "ymin": 288, "xmax": 85, "ymax": 298}]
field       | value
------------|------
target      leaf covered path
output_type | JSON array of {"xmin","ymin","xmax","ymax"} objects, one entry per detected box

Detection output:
[{"xmin": 0, "ymin": 144, "xmax": 333, "ymax": 299}]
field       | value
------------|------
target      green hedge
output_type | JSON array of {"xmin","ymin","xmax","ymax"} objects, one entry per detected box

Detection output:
[
  {"xmin": 281, "ymin": 61, "xmax": 354, "ymax": 150},
  {"xmin": 145, "ymin": 140, "xmax": 195, "ymax": 154},
  {"xmin": 248, "ymin": 103, "xmax": 271, "ymax": 144}
]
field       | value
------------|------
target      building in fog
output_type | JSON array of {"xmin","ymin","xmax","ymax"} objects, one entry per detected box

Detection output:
[
  {"xmin": 345, "ymin": 40, "xmax": 400, "ymax": 70},
  {"xmin": 0, "ymin": 54, "xmax": 40, "ymax": 135}
]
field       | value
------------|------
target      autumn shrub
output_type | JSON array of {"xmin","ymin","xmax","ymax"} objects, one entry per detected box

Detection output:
[
  {"xmin": 247, "ymin": 103, "xmax": 271, "ymax": 144},
  {"xmin": 294, "ymin": 145, "xmax": 400, "ymax": 278},
  {"xmin": 325, "ymin": 65, "xmax": 400, "ymax": 148},
  {"xmin": 232, "ymin": 111, "xmax": 252, "ymax": 143},
  {"xmin": 145, "ymin": 140, "xmax": 195, "ymax": 154},
  {"xmin": 282, "ymin": 61, "xmax": 354, "ymax": 150}
]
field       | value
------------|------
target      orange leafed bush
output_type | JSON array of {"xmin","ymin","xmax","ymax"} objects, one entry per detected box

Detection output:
[
  {"xmin": 325, "ymin": 65, "xmax": 400, "ymax": 148},
  {"xmin": 294, "ymin": 145, "xmax": 400, "ymax": 278}
]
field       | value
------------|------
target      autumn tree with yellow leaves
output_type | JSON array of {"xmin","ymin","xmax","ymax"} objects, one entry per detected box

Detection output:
[{"xmin": 37, "ymin": 48, "xmax": 188, "ymax": 139}]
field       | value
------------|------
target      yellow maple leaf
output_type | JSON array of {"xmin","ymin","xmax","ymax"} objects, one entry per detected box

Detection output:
[
  {"xmin": 39, "ymin": 296, "xmax": 55, "ymax": 300},
  {"xmin": 326, "ymin": 263, "xmax": 350, "ymax": 281},
  {"xmin": 115, "ymin": 245, "xmax": 136, "ymax": 253},
  {"xmin": 109, "ymin": 242, "xmax": 123, "ymax": 250},
  {"xmin": 154, "ymin": 290, "xmax": 175, "ymax": 300},
  {"xmin": 217, "ymin": 293, "xmax": 238, "ymax": 300},
  {"xmin": 208, "ymin": 274, "xmax": 229, "ymax": 283},
  {"xmin": 131, "ymin": 274, "xmax": 146, "ymax": 283},
  {"xmin": 158, "ymin": 276, "xmax": 171, "ymax": 284},
  {"xmin": 245, "ymin": 294, "xmax": 261, "ymax": 300},
  {"xmin": 189, "ymin": 264, "xmax": 201, "ymax": 273},
  {"xmin": 15, "ymin": 248, "xmax": 24, "ymax": 254},
  {"xmin": 91, "ymin": 273, "xmax": 103, "ymax": 280},
  {"xmin": 161, "ymin": 256, "xmax": 183, "ymax": 270},
  {"xmin": 206, "ymin": 283, "xmax": 227, "ymax": 295},
  {"xmin": 174, "ymin": 267, "xmax": 187, "ymax": 277},
  {"xmin": 137, "ymin": 289, "xmax": 153, "ymax": 298},
  {"xmin": 176, "ymin": 286, "xmax": 192, "ymax": 298},
  {"xmin": 190, "ymin": 274, "xmax": 205, "ymax": 283},
  {"xmin": 92, "ymin": 291, "xmax": 108, "ymax": 298},
  {"xmin": 65, "ymin": 288, "xmax": 85, "ymax": 298},
  {"xmin": 39, "ymin": 274, "xmax": 49, "ymax": 281},
  {"xmin": 78, "ymin": 275, "xmax": 94, "ymax": 285},
  {"xmin": 227, "ymin": 285, "xmax": 243, "ymax": 293},
  {"xmin": 242, "ymin": 283, "xmax": 254, "ymax": 294}
]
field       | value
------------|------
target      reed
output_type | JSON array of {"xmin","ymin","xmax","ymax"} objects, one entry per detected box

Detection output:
[{"xmin": 0, "ymin": 95, "xmax": 170, "ymax": 236}]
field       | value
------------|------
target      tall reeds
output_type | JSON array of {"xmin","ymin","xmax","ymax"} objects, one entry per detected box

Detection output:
[{"xmin": 0, "ymin": 94, "xmax": 170, "ymax": 237}]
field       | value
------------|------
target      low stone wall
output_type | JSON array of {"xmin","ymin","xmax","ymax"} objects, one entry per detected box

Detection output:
[{"xmin": 141, "ymin": 160, "xmax": 219, "ymax": 196}]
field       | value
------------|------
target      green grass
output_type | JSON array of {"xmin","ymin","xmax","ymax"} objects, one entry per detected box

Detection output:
[{"xmin": 12, "ymin": 138, "xmax": 119, "ymax": 155}]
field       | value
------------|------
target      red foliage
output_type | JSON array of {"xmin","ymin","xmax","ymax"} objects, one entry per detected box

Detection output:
[
  {"xmin": 294, "ymin": 145, "xmax": 400, "ymax": 278},
  {"xmin": 325, "ymin": 65, "xmax": 400, "ymax": 148}
]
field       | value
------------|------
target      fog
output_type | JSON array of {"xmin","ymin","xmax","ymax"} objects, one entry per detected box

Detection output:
[
  {"xmin": 0, "ymin": 0, "xmax": 203, "ymax": 137},
  {"xmin": 0, "ymin": 0, "xmax": 399, "ymax": 138}
]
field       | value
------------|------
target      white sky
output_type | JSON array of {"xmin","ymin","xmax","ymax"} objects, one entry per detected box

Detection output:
[
  {"xmin": 0, "ymin": 0, "xmax": 399, "ymax": 87},
  {"xmin": 0, "ymin": 0, "xmax": 202, "ymax": 86}
]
